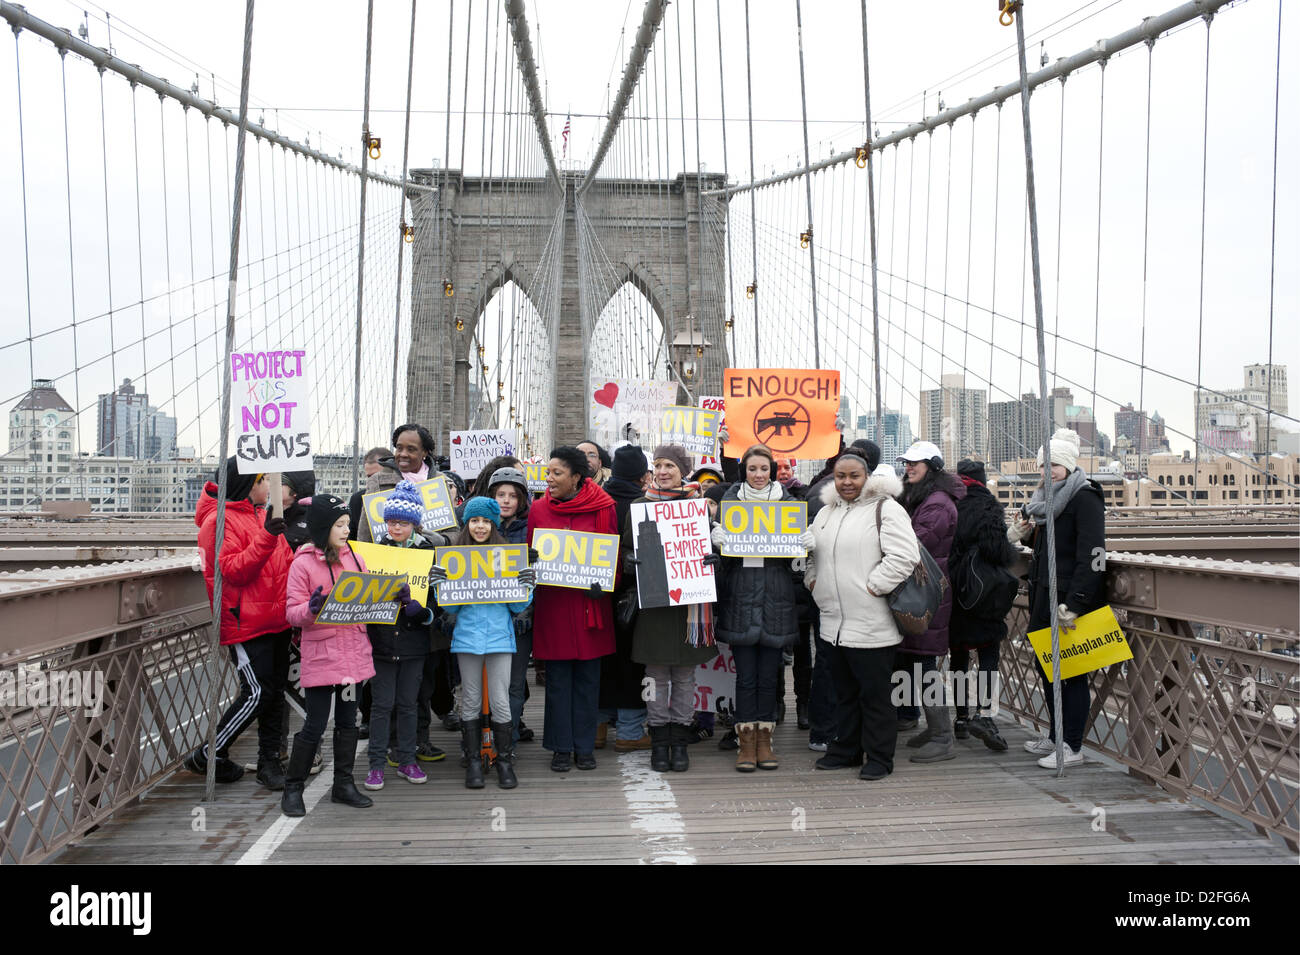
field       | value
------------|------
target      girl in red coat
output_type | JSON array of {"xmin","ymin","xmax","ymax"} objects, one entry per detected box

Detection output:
[{"xmin": 525, "ymin": 446, "xmax": 618, "ymax": 772}]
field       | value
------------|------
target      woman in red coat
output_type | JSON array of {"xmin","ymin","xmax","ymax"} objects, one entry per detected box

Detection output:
[{"xmin": 526, "ymin": 446, "xmax": 618, "ymax": 772}]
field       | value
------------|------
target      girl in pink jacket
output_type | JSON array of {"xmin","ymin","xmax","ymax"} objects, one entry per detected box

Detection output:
[{"xmin": 281, "ymin": 494, "xmax": 378, "ymax": 816}]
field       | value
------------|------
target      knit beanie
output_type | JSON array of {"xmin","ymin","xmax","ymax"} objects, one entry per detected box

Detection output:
[
  {"xmin": 383, "ymin": 479, "xmax": 424, "ymax": 524},
  {"xmin": 849, "ymin": 438, "xmax": 882, "ymax": 472},
  {"xmin": 1037, "ymin": 428, "xmax": 1081, "ymax": 471},
  {"xmin": 217, "ymin": 456, "xmax": 257, "ymax": 502},
  {"xmin": 651, "ymin": 444, "xmax": 692, "ymax": 478},
  {"xmin": 957, "ymin": 458, "xmax": 988, "ymax": 486},
  {"xmin": 612, "ymin": 444, "xmax": 649, "ymax": 481},
  {"xmin": 307, "ymin": 494, "xmax": 350, "ymax": 550},
  {"xmin": 461, "ymin": 495, "xmax": 502, "ymax": 528}
]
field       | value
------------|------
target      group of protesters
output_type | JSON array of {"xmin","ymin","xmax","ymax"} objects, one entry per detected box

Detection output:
[{"xmin": 189, "ymin": 414, "xmax": 1105, "ymax": 815}]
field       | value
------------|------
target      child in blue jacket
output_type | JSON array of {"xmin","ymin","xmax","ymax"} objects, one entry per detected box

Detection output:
[{"xmin": 432, "ymin": 496, "xmax": 534, "ymax": 789}]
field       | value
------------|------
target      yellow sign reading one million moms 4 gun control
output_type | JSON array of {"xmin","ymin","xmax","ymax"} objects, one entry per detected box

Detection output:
[
  {"xmin": 719, "ymin": 500, "xmax": 807, "ymax": 558},
  {"xmin": 434, "ymin": 544, "xmax": 530, "ymax": 606},
  {"xmin": 314, "ymin": 571, "xmax": 406, "ymax": 625},
  {"xmin": 531, "ymin": 529, "xmax": 619, "ymax": 591}
]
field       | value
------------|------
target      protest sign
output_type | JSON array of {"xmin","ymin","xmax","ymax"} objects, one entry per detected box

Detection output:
[
  {"xmin": 450, "ymin": 429, "xmax": 518, "ymax": 478},
  {"xmin": 722, "ymin": 368, "xmax": 841, "ymax": 458},
  {"xmin": 351, "ymin": 540, "xmax": 434, "ymax": 606},
  {"xmin": 629, "ymin": 498, "xmax": 715, "ymax": 609},
  {"xmin": 523, "ymin": 461, "xmax": 548, "ymax": 493},
  {"xmin": 694, "ymin": 643, "xmax": 736, "ymax": 717},
  {"xmin": 659, "ymin": 404, "xmax": 722, "ymax": 457},
  {"xmin": 531, "ymin": 528, "xmax": 618, "ymax": 591},
  {"xmin": 1027, "ymin": 605, "xmax": 1132, "ymax": 682},
  {"xmin": 434, "ymin": 544, "xmax": 530, "ymax": 606},
  {"xmin": 697, "ymin": 395, "xmax": 726, "ymax": 466},
  {"xmin": 361, "ymin": 475, "xmax": 458, "ymax": 542},
  {"xmin": 589, "ymin": 378, "xmax": 678, "ymax": 446},
  {"xmin": 232, "ymin": 348, "xmax": 312, "ymax": 473},
  {"xmin": 314, "ymin": 571, "xmax": 404, "ymax": 625},
  {"xmin": 719, "ymin": 500, "xmax": 807, "ymax": 558}
]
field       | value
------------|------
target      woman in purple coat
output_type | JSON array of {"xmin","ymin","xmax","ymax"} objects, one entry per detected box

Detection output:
[{"xmin": 895, "ymin": 442, "xmax": 965, "ymax": 763}]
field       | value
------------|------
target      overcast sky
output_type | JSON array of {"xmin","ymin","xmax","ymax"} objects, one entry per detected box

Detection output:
[{"xmin": 1, "ymin": 0, "xmax": 1295, "ymax": 463}]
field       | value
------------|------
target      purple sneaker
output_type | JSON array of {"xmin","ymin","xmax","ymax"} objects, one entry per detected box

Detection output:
[
  {"xmin": 397, "ymin": 763, "xmax": 427, "ymax": 784},
  {"xmin": 363, "ymin": 769, "xmax": 385, "ymax": 791}
]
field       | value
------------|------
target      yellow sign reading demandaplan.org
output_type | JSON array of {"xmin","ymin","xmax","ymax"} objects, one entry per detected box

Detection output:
[{"xmin": 1026, "ymin": 605, "xmax": 1133, "ymax": 682}]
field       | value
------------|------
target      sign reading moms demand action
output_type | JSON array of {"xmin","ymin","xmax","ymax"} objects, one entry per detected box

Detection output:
[
  {"xmin": 450, "ymin": 429, "xmax": 518, "ymax": 478},
  {"xmin": 232, "ymin": 349, "xmax": 312, "ymax": 473}
]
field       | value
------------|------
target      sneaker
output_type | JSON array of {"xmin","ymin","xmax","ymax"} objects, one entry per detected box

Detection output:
[
  {"xmin": 808, "ymin": 740, "xmax": 829, "ymax": 752},
  {"xmin": 517, "ymin": 721, "xmax": 535, "ymax": 743},
  {"xmin": 1023, "ymin": 736, "xmax": 1057, "ymax": 756},
  {"xmin": 814, "ymin": 752, "xmax": 862, "ymax": 770},
  {"xmin": 717, "ymin": 729, "xmax": 739, "ymax": 751},
  {"xmin": 859, "ymin": 761, "xmax": 890, "ymax": 781},
  {"xmin": 953, "ymin": 718, "xmax": 970, "ymax": 740},
  {"xmin": 397, "ymin": 763, "xmax": 428, "ymax": 784},
  {"xmin": 550, "ymin": 751, "xmax": 572, "ymax": 773},
  {"xmin": 574, "ymin": 752, "xmax": 597, "ymax": 771},
  {"xmin": 1037, "ymin": 746, "xmax": 1084, "ymax": 769},
  {"xmin": 363, "ymin": 769, "xmax": 385, "ymax": 791},
  {"xmin": 968, "ymin": 716, "xmax": 1008, "ymax": 752},
  {"xmin": 309, "ymin": 752, "xmax": 323, "ymax": 775},
  {"xmin": 687, "ymin": 721, "xmax": 714, "ymax": 744},
  {"xmin": 416, "ymin": 742, "xmax": 446, "ymax": 762}
]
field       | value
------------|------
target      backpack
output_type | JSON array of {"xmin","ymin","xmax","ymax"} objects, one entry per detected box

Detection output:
[
  {"xmin": 950, "ymin": 546, "xmax": 1019, "ymax": 620},
  {"xmin": 875, "ymin": 500, "xmax": 946, "ymax": 637}
]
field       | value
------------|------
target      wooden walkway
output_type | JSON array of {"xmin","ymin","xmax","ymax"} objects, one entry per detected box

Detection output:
[{"xmin": 55, "ymin": 688, "xmax": 1294, "ymax": 865}]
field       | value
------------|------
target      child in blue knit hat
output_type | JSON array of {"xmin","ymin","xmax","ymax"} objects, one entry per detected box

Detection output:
[
  {"xmin": 363, "ymin": 480, "xmax": 438, "ymax": 791},
  {"xmin": 431, "ymin": 496, "xmax": 535, "ymax": 790}
]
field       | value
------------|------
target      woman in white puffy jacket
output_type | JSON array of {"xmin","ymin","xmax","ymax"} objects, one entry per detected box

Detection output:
[{"xmin": 805, "ymin": 453, "xmax": 920, "ymax": 780}]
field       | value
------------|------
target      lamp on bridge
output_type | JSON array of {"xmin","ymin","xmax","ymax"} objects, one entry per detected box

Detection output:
[{"xmin": 669, "ymin": 319, "xmax": 711, "ymax": 401}]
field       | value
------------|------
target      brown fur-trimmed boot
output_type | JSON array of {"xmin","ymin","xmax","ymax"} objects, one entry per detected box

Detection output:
[
  {"xmin": 735, "ymin": 722, "xmax": 758, "ymax": 772},
  {"xmin": 755, "ymin": 721, "xmax": 778, "ymax": 770}
]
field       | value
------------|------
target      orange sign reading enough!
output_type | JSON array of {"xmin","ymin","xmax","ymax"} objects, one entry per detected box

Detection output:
[{"xmin": 722, "ymin": 368, "xmax": 841, "ymax": 458}]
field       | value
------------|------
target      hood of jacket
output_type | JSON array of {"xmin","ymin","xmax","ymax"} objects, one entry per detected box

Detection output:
[
  {"xmin": 195, "ymin": 480, "xmax": 258, "ymax": 527},
  {"xmin": 818, "ymin": 464, "xmax": 902, "ymax": 510}
]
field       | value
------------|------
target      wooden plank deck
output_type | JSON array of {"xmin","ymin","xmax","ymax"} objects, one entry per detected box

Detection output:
[{"xmin": 54, "ymin": 685, "xmax": 1295, "ymax": 865}]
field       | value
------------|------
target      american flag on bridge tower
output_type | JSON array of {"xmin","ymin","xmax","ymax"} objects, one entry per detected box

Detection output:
[{"xmin": 561, "ymin": 113, "xmax": 570, "ymax": 158}]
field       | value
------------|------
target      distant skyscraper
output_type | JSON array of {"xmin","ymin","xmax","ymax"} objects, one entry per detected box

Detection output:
[
  {"xmin": 919, "ymin": 374, "xmax": 987, "ymax": 465},
  {"xmin": 988, "ymin": 393, "xmax": 1046, "ymax": 469},
  {"xmin": 857, "ymin": 409, "xmax": 913, "ymax": 468},
  {"xmin": 1115, "ymin": 403, "xmax": 1170, "ymax": 455},
  {"xmin": 96, "ymin": 379, "xmax": 177, "ymax": 460}
]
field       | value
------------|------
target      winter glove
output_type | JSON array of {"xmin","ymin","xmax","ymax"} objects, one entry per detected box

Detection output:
[
  {"xmin": 528, "ymin": 547, "xmax": 540, "ymax": 563},
  {"xmin": 264, "ymin": 512, "xmax": 287, "ymax": 536},
  {"xmin": 588, "ymin": 581, "xmax": 604, "ymax": 598},
  {"xmin": 397, "ymin": 583, "xmax": 412, "ymax": 605},
  {"xmin": 440, "ymin": 612, "xmax": 458, "ymax": 636},
  {"xmin": 834, "ymin": 414, "xmax": 847, "ymax": 433},
  {"xmin": 623, "ymin": 553, "xmax": 641, "ymax": 576},
  {"xmin": 518, "ymin": 567, "xmax": 536, "ymax": 588},
  {"xmin": 1007, "ymin": 515, "xmax": 1033, "ymax": 543},
  {"xmin": 403, "ymin": 597, "xmax": 428, "ymax": 620},
  {"xmin": 799, "ymin": 529, "xmax": 816, "ymax": 551},
  {"xmin": 710, "ymin": 524, "xmax": 727, "ymax": 549},
  {"xmin": 702, "ymin": 553, "xmax": 721, "ymax": 568},
  {"xmin": 430, "ymin": 564, "xmax": 449, "ymax": 583},
  {"xmin": 1056, "ymin": 604, "xmax": 1079, "ymax": 631},
  {"xmin": 717, "ymin": 425, "xmax": 730, "ymax": 444},
  {"xmin": 307, "ymin": 586, "xmax": 326, "ymax": 615}
]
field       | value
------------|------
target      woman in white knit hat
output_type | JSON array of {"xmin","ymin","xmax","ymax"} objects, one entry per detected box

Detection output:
[{"xmin": 1007, "ymin": 428, "xmax": 1107, "ymax": 768}]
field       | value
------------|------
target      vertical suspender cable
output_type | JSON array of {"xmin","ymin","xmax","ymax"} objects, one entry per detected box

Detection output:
[
  {"xmin": 1008, "ymin": 1, "xmax": 1064, "ymax": 775},
  {"xmin": 715, "ymin": 0, "xmax": 736, "ymax": 364},
  {"xmin": 794, "ymin": 0, "xmax": 821, "ymax": 368},
  {"xmin": 1263, "ymin": 0, "xmax": 1281, "ymax": 461},
  {"xmin": 743, "ymin": 0, "xmax": 759, "ymax": 365},
  {"xmin": 205, "ymin": 0, "xmax": 256, "ymax": 803},
  {"xmin": 350, "ymin": 0, "xmax": 375, "ymax": 491},
  {"xmin": 1192, "ymin": 13, "xmax": 1212, "ymax": 505},
  {"xmin": 859, "ymin": 0, "xmax": 884, "ymax": 445},
  {"xmin": 390, "ymin": 0, "xmax": 418, "ymax": 433}
]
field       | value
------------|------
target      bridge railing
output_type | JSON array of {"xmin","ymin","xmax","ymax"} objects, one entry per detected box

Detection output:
[
  {"xmin": 0, "ymin": 557, "xmax": 227, "ymax": 865},
  {"xmin": 1000, "ymin": 551, "xmax": 1299, "ymax": 850}
]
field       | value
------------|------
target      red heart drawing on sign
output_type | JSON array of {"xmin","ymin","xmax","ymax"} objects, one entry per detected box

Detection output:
[
  {"xmin": 669, "ymin": 588, "xmax": 683, "ymax": 603},
  {"xmin": 451, "ymin": 435, "xmax": 462, "ymax": 445},
  {"xmin": 593, "ymin": 382, "xmax": 619, "ymax": 408}
]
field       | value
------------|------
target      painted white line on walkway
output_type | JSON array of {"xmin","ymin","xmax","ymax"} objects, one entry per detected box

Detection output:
[
  {"xmin": 235, "ymin": 766, "xmax": 333, "ymax": 865},
  {"xmin": 618, "ymin": 752, "xmax": 696, "ymax": 865}
]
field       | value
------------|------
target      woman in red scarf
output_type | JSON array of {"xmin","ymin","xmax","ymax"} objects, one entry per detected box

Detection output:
[{"xmin": 526, "ymin": 446, "xmax": 619, "ymax": 772}]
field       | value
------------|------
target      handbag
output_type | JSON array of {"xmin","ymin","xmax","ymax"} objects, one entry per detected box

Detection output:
[{"xmin": 875, "ymin": 500, "xmax": 946, "ymax": 637}]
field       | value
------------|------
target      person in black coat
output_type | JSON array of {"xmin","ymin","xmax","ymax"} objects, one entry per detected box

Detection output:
[
  {"xmin": 597, "ymin": 445, "xmax": 652, "ymax": 751},
  {"xmin": 1008, "ymin": 429, "xmax": 1107, "ymax": 768},
  {"xmin": 949, "ymin": 459, "xmax": 1018, "ymax": 751}
]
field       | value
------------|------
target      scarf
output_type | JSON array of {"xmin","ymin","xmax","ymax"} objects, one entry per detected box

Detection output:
[
  {"xmin": 1024, "ymin": 466, "xmax": 1089, "ymax": 522},
  {"xmin": 737, "ymin": 480, "xmax": 783, "ymax": 502},
  {"xmin": 639, "ymin": 483, "xmax": 714, "ymax": 648},
  {"xmin": 545, "ymin": 477, "xmax": 614, "ymax": 514}
]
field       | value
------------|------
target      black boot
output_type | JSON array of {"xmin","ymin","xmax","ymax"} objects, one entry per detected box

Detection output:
[
  {"xmin": 462, "ymin": 719, "xmax": 485, "ymax": 789},
  {"xmin": 491, "ymin": 721, "xmax": 518, "ymax": 790},
  {"xmin": 281, "ymin": 733, "xmax": 316, "ymax": 817},
  {"xmin": 668, "ymin": 723, "xmax": 690, "ymax": 772},
  {"xmin": 649, "ymin": 724, "xmax": 671, "ymax": 772},
  {"xmin": 330, "ymin": 726, "xmax": 373, "ymax": 808}
]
